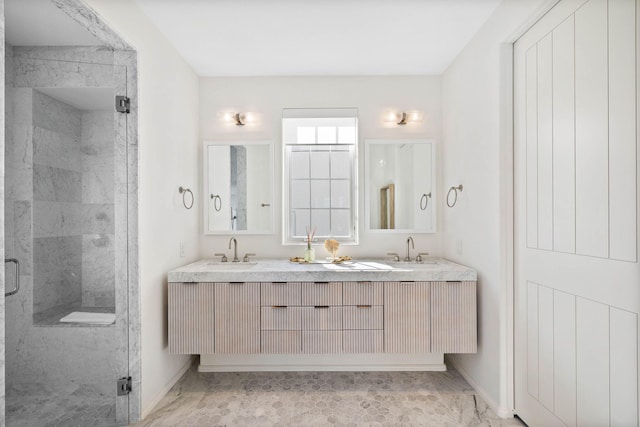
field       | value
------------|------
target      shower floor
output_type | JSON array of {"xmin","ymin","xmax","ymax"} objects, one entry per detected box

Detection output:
[
  {"xmin": 33, "ymin": 304, "xmax": 115, "ymax": 327},
  {"xmin": 6, "ymin": 383, "xmax": 115, "ymax": 427}
]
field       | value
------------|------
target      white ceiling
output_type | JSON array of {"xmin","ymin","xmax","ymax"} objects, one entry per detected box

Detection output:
[
  {"xmin": 133, "ymin": 0, "xmax": 502, "ymax": 77},
  {"xmin": 5, "ymin": 0, "xmax": 101, "ymax": 46}
]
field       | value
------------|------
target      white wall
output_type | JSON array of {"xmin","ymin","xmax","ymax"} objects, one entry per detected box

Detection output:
[
  {"xmin": 200, "ymin": 76, "xmax": 442, "ymax": 259},
  {"xmin": 81, "ymin": 0, "xmax": 200, "ymax": 417},
  {"xmin": 441, "ymin": 0, "xmax": 557, "ymax": 417}
]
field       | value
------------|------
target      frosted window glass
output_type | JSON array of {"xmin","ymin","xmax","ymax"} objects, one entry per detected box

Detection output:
[
  {"xmin": 297, "ymin": 127, "xmax": 316, "ymax": 144},
  {"xmin": 289, "ymin": 151, "xmax": 309, "ymax": 179},
  {"xmin": 310, "ymin": 180, "xmax": 330, "ymax": 208},
  {"xmin": 290, "ymin": 180, "xmax": 310, "ymax": 208},
  {"xmin": 338, "ymin": 126, "xmax": 356, "ymax": 144},
  {"xmin": 292, "ymin": 209, "xmax": 310, "ymax": 237},
  {"xmin": 331, "ymin": 151, "xmax": 351, "ymax": 178},
  {"xmin": 331, "ymin": 210, "xmax": 351, "ymax": 237},
  {"xmin": 310, "ymin": 151, "xmax": 330, "ymax": 178},
  {"xmin": 331, "ymin": 180, "xmax": 350, "ymax": 208},
  {"xmin": 317, "ymin": 127, "xmax": 337, "ymax": 143},
  {"xmin": 311, "ymin": 209, "xmax": 330, "ymax": 236}
]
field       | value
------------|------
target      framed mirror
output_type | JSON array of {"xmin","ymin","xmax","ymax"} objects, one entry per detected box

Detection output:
[
  {"xmin": 203, "ymin": 140, "xmax": 274, "ymax": 234},
  {"xmin": 365, "ymin": 139, "xmax": 436, "ymax": 233}
]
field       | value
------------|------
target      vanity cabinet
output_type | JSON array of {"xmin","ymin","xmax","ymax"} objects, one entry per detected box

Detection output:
[
  {"xmin": 169, "ymin": 280, "xmax": 476, "ymax": 356},
  {"xmin": 168, "ymin": 282, "xmax": 215, "ymax": 354},
  {"xmin": 384, "ymin": 281, "xmax": 431, "ymax": 353},
  {"xmin": 430, "ymin": 281, "xmax": 477, "ymax": 353},
  {"xmin": 214, "ymin": 282, "xmax": 260, "ymax": 354}
]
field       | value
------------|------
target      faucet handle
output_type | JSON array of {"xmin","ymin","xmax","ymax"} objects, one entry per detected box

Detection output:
[
  {"xmin": 214, "ymin": 253, "xmax": 228, "ymax": 262},
  {"xmin": 387, "ymin": 252, "xmax": 400, "ymax": 262},
  {"xmin": 243, "ymin": 253, "xmax": 256, "ymax": 262},
  {"xmin": 415, "ymin": 252, "xmax": 429, "ymax": 262}
]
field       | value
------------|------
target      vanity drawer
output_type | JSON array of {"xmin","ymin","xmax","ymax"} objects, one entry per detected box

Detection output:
[
  {"xmin": 342, "ymin": 305, "xmax": 383, "ymax": 330},
  {"xmin": 301, "ymin": 306, "xmax": 342, "ymax": 330},
  {"xmin": 343, "ymin": 282, "xmax": 383, "ymax": 305},
  {"xmin": 301, "ymin": 282, "xmax": 342, "ymax": 306},
  {"xmin": 261, "ymin": 282, "xmax": 301, "ymax": 306},
  {"xmin": 343, "ymin": 330, "xmax": 383, "ymax": 353},
  {"xmin": 261, "ymin": 331, "xmax": 301, "ymax": 354},
  {"xmin": 261, "ymin": 306, "xmax": 302, "ymax": 330},
  {"xmin": 302, "ymin": 331, "xmax": 343, "ymax": 353}
]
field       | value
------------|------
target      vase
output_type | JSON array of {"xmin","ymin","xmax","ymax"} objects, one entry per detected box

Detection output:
[{"xmin": 304, "ymin": 247, "xmax": 315, "ymax": 262}]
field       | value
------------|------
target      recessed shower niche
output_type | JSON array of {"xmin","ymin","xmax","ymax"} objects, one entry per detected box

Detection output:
[{"xmin": 29, "ymin": 87, "xmax": 116, "ymax": 323}]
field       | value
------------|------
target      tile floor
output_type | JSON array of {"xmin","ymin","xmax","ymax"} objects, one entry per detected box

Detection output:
[
  {"xmin": 135, "ymin": 365, "xmax": 525, "ymax": 426},
  {"xmin": 6, "ymin": 383, "xmax": 115, "ymax": 427}
]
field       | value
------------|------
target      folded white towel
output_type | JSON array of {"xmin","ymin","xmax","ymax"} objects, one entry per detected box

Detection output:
[{"xmin": 60, "ymin": 311, "xmax": 115, "ymax": 325}]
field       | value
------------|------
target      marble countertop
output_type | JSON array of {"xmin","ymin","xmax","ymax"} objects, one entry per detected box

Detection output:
[{"xmin": 167, "ymin": 257, "xmax": 476, "ymax": 283}]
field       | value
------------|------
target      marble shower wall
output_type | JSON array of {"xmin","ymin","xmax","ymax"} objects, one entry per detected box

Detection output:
[
  {"xmin": 32, "ymin": 90, "xmax": 83, "ymax": 313},
  {"xmin": 81, "ymin": 110, "xmax": 115, "ymax": 307}
]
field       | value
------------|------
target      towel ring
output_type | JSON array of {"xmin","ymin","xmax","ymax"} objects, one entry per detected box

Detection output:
[
  {"xmin": 210, "ymin": 194, "xmax": 222, "ymax": 211},
  {"xmin": 420, "ymin": 192, "xmax": 432, "ymax": 210},
  {"xmin": 178, "ymin": 186, "xmax": 194, "ymax": 210},
  {"xmin": 446, "ymin": 185, "xmax": 463, "ymax": 208}
]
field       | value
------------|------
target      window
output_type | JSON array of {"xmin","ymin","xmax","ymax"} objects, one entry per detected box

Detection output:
[{"xmin": 283, "ymin": 108, "xmax": 358, "ymax": 244}]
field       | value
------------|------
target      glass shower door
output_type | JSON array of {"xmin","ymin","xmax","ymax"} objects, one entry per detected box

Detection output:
[{"xmin": 4, "ymin": 51, "xmax": 129, "ymax": 426}]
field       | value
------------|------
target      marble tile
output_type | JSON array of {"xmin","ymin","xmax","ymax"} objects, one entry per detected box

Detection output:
[
  {"xmin": 12, "ymin": 46, "xmax": 114, "ymax": 66},
  {"xmin": 14, "ymin": 57, "xmax": 114, "ymax": 89},
  {"xmin": 33, "ymin": 164, "xmax": 82, "ymax": 203},
  {"xmin": 136, "ymin": 367, "xmax": 524, "ymax": 427},
  {"xmin": 33, "ymin": 126, "xmax": 81, "ymax": 172},
  {"xmin": 82, "ymin": 168, "xmax": 114, "ymax": 204},
  {"xmin": 6, "ymin": 88, "xmax": 33, "ymax": 169},
  {"xmin": 0, "ymin": 6, "xmax": 6, "ymax": 424},
  {"xmin": 5, "ymin": 165, "xmax": 32, "ymax": 202},
  {"xmin": 32, "ymin": 201, "xmax": 81, "ymax": 237},
  {"xmin": 82, "ymin": 233, "xmax": 115, "ymax": 308},
  {"xmin": 52, "ymin": 0, "xmax": 134, "ymax": 50},
  {"xmin": 82, "ymin": 203, "xmax": 114, "ymax": 234},
  {"xmin": 32, "ymin": 90, "xmax": 81, "ymax": 138}
]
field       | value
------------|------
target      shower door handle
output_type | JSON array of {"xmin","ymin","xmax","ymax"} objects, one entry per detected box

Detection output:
[{"xmin": 4, "ymin": 258, "xmax": 20, "ymax": 296}]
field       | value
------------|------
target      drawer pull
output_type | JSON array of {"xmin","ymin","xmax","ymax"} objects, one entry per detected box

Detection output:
[
  {"xmin": 229, "ymin": 282, "xmax": 244, "ymax": 285},
  {"xmin": 316, "ymin": 282, "xmax": 329, "ymax": 285},
  {"xmin": 357, "ymin": 305, "xmax": 372, "ymax": 309},
  {"xmin": 273, "ymin": 282, "xmax": 287, "ymax": 285},
  {"xmin": 314, "ymin": 305, "xmax": 329, "ymax": 309},
  {"xmin": 271, "ymin": 305, "xmax": 287, "ymax": 309}
]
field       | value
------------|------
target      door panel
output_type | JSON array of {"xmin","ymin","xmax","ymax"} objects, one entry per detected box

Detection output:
[
  {"xmin": 514, "ymin": 0, "xmax": 640, "ymax": 425},
  {"xmin": 214, "ymin": 282, "xmax": 260, "ymax": 353}
]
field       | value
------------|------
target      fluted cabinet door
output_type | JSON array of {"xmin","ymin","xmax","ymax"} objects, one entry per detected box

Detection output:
[
  {"xmin": 430, "ymin": 281, "xmax": 477, "ymax": 353},
  {"xmin": 214, "ymin": 282, "xmax": 261, "ymax": 354},
  {"xmin": 168, "ymin": 282, "xmax": 215, "ymax": 354},
  {"xmin": 384, "ymin": 282, "xmax": 430, "ymax": 353}
]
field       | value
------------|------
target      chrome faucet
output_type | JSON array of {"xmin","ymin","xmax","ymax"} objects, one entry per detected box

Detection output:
[
  {"xmin": 404, "ymin": 236, "xmax": 414, "ymax": 261},
  {"xmin": 228, "ymin": 236, "xmax": 239, "ymax": 262}
]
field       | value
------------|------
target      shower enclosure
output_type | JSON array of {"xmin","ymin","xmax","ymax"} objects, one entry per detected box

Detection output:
[{"xmin": 4, "ymin": 45, "xmax": 132, "ymax": 425}]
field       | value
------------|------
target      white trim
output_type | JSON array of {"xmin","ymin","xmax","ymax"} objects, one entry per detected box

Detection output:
[
  {"xmin": 200, "ymin": 353, "xmax": 446, "ymax": 372},
  {"xmin": 447, "ymin": 356, "xmax": 514, "ymax": 419},
  {"xmin": 199, "ymin": 363, "xmax": 447, "ymax": 372},
  {"xmin": 141, "ymin": 356, "xmax": 196, "ymax": 420},
  {"xmin": 501, "ymin": 0, "xmax": 561, "ymax": 416}
]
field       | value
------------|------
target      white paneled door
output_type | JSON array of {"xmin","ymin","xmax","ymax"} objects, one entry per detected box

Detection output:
[{"xmin": 514, "ymin": 0, "xmax": 640, "ymax": 425}]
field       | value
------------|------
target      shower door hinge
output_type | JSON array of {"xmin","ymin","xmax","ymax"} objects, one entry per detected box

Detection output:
[
  {"xmin": 115, "ymin": 96, "xmax": 130, "ymax": 114},
  {"xmin": 117, "ymin": 376, "xmax": 132, "ymax": 396}
]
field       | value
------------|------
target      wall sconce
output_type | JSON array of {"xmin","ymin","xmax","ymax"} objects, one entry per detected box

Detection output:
[
  {"xmin": 384, "ymin": 111, "xmax": 423, "ymax": 126},
  {"xmin": 222, "ymin": 112, "xmax": 256, "ymax": 126}
]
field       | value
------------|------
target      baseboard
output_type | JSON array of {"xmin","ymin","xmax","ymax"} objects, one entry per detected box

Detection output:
[
  {"xmin": 141, "ymin": 355, "xmax": 196, "ymax": 420},
  {"xmin": 199, "ymin": 363, "xmax": 447, "ymax": 372},
  {"xmin": 447, "ymin": 357, "xmax": 514, "ymax": 419}
]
